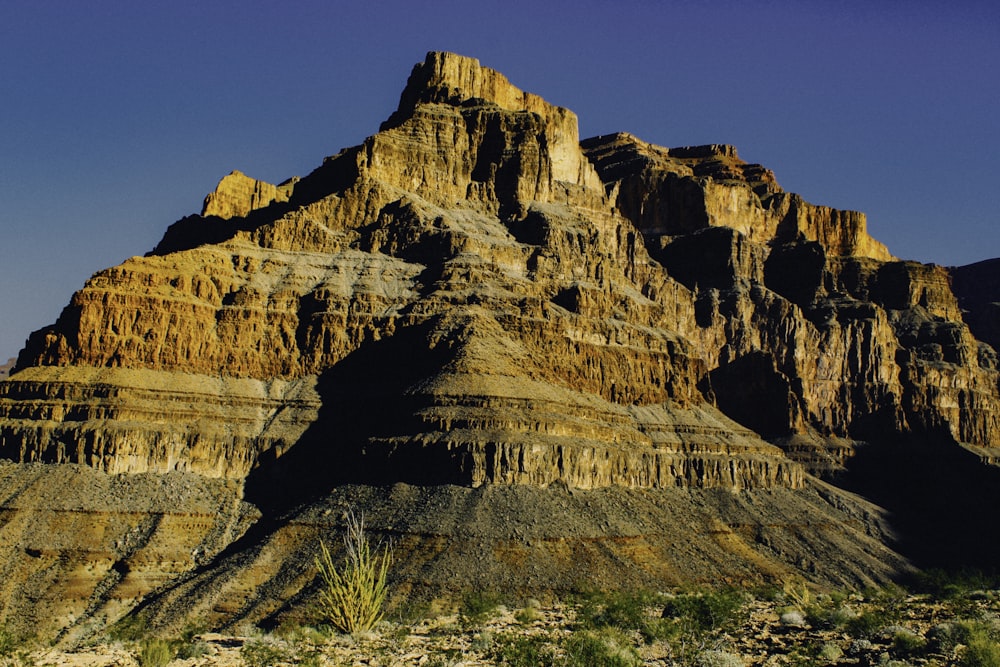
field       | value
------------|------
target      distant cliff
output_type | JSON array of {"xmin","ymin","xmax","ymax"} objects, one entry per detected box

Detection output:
[{"xmin": 0, "ymin": 52, "xmax": 996, "ymax": 642}]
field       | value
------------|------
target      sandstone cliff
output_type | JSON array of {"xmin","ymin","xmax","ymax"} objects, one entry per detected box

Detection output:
[{"xmin": 0, "ymin": 52, "xmax": 997, "ymax": 641}]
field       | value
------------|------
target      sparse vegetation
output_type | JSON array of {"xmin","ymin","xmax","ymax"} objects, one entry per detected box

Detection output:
[
  {"xmin": 314, "ymin": 509, "xmax": 393, "ymax": 634},
  {"xmin": 0, "ymin": 626, "xmax": 33, "ymax": 667},
  {"xmin": 490, "ymin": 632, "xmax": 558, "ymax": 666},
  {"xmin": 564, "ymin": 627, "xmax": 642, "ymax": 667},
  {"xmin": 18, "ymin": 576, "xmax": 1000, "ymax": 665},
  {"xmin": 240, "ymin": 633, "xmax": 295, "ymax": 667},
  {"xmin": 0, "ymin": 627, "xmax": 15, "ymax": 658},
  {"xmin": 460, "ymin": 589, "xmax": 505, "ymax": 627},
  {"xmin": 136, "ymin": 638, "xmax": 173, "ymax": 667},
  {"xmin": 575, "ymin": 589, "xmax": 664, "ymax": 640},
  {"xmin": 661, "ymin": 587, "xmax": 748, "ymax": 638},
  {"xmin": 955, "ymin": 620, "xmax": 1000, "ymax": 667}
]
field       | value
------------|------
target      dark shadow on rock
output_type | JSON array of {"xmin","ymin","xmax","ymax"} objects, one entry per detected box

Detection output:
[
  {"xmin": 837, "ymin": 431, "xmax": 1000, "ymax": 570},
  {"xmin": 709, "ymin": 352, "xmax": 799, "ymax": 438},
  {"xmin": 149, "ymin": 146, "xmax": 361, "ymax": 256},
  {"xmin": 242, "ymin": 319, "xmax": 457, "ymax": 518}
]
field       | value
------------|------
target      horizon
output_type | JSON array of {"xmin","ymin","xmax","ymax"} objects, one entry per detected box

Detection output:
[{"xmin": 2, "ymin": 1, "xmax": 998, "ymax": 360}]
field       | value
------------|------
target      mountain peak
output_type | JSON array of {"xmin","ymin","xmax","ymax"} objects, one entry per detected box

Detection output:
[{"xmin": 383, "ymin": 51, "xmax": 571, "ymax": 129}]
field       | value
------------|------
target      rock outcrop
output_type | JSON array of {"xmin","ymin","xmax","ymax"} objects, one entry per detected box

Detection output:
[
  {"xmin": 201, "ymin": 170, "xmax": 296, "ymax": 219},
  {"xmin": 0, "ymin": 52, "xmax": 997, "ymax": 641}
]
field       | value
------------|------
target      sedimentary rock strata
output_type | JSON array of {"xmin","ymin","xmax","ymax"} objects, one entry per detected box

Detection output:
[{"xmin": 0, "ymin": 51, "xmax": 997, "ymax": 640}]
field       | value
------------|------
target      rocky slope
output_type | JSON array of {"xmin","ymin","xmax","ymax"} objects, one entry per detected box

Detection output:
[{"xmin": 0, "ymin": 52, "xmax": 996, "ymax": 642}]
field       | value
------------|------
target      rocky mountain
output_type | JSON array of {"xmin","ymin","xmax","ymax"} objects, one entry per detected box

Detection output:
[
  {"xmin": 0, "ymin": 52, "xmax": 997, "ymax": 642},
  {"xmin": 0, "ymin": 358, "xmax": 13, "ymax": 380}
]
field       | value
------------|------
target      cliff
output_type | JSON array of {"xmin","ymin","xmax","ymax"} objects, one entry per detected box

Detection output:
[{"xmin": 0, "ymin": 52, "xmax": 996, "ymax": 641}]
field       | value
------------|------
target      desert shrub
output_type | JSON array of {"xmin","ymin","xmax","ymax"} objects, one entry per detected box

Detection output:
[
  {"xmin": 172, "ymin": 622, "xmax": 210, "ymax": 659},
  {"xmin": 891, "ymin": 628, "xmax": 927, "ymax": 657},
  {"xmin": 804, "ymin": 600, "xmax": 856, "ymax": 630},
  {"xmin": 818, "ymin": 642, "xmax": 843, "ymax": 661},
  {"xmin": 393, "ymin": 597, "xmax": 433, "ymax": 624},
  {"xmin": 782, "ymin": 577, "xmax": 813, "ymax": 609},
  {"xmin": 779, "ymin": 610, "xmax": 807, "ymax": 628},
  {"xmin": 954, "ymin": 621, "xmax": 1000, "ymax": 667},
  {"xmin": 913, "ymin": 569, "xmax": 1000, "ymax": 600},
  {"xmin": 460, "ymin": 589, "xmax": 504, "ymax": 626},
  {"xmin": 577, "ymin": 590, "xmax": 656, "ymax": 630},
  {"xmin": 425, "ymin": 650, "xmax": 462, "ymax": 667},
  {"xmin": 240, "ymin": 634, "xmax": 294, "ymax": 667},
  {"xmin": 563, "ymin": 628, "xmax": 641, "ymax": 667},
  {"xmin": 840, "ymin": 586, "xmax": 907, "ymax": 640},
  {"xmin": 845, "ymin": 610, "xmax": 888, "ymax": 639},
  {"xmin": 515, "ymin": 606, "xmax": 543, "ymax": 624},
  {"xmin": 961, "ymin": 637, "xmax": 1000, "ymax": 667},
  {"xmin": 694, "ymin": 649, "xmax": 745, "ymax": 667},
  {"xmin": 315, "ymin": 510, "xmax": 392, "ymax": 634},
  {"xmin": 0, "ymin": 627, "xmax": 16, "ymax": 657},
  {"xmin": 657, "ymin": 588, "xmax": 748, "ymax": 665},
  {"xmin": 137, "ymin": 638, "xmax": 173, "ymax": 667},
  {"xmin": 865, "ymin": 584, "xmax": 907, "ymax": 622},
  {"xmin": 927, "ymin": 621, "xmax": 959, "ymax": 651},
  {"xmin": 661, "ymin": 587, "xmax": 748, "ymax": 636},
  {"xmin": 489, "ymin": 633, "xmax": 558, "ymax": 666},
  {"xmin": 107, "ymin": 612, "xmax": 151, "ymax": 642},
  {"xmin": 573, "ymin": 589, "xmax": 668, "ymax": 643}
]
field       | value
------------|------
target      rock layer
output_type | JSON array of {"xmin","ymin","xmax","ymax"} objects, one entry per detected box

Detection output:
[{"xmin": 0, "ymin": 51, "xmax": 997, "ymax": 641}]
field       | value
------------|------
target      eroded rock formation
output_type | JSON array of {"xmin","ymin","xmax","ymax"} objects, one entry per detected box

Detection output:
[{"xmin": 0, "ymin": 52, "xmax": 997, "ymax": 641}]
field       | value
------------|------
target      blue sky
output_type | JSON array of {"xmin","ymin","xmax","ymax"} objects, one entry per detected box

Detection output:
[{"xmin": 2, "ymin": 1, "xmax": 998, "ymax": 360}]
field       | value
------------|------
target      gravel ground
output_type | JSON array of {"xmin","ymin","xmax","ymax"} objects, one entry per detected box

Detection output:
[{"xmin": 15, "ymin": 586, "xmax": 1000, "ymax": 666}]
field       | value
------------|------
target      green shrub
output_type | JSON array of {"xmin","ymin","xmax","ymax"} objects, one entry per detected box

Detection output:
[
  {"xmin": 961, "ymin": 637, "xmax": 1000, "ymax": 667},
  {"xmin": 514, "ymin": 606, "xmax": 543, "ymax": 624},
  {"xmin": 240, "ymin": 635, "xmax": 294, "ymax": 667},
  {"xmin": 844, "ymin": 610, "xmax": 887, "ymax": 639},
  {"xmin": 0, "ymin": 626, "xmax": 16, "ymax": 658},
  {"xmin": 175, "ymin": 637, "xmax": 210, "ymax": 660},
  {"xmin": 315, "ymin": 510, "xmax": 392, "ymax": 634},
  {"xmin": 892, "ymin": 629, "xmax": 927, "ymax": 657},
  {"xmin": 804, "ymin": 601, "xmax": 856, "ymax": 630},
  {"xmin": 913, "ymin": 569, "xmax": 1000, "ymax": 600},
  {"xmin": 661, "ymin": 588, "xmax": 748, "ymax": 636},
  {"xmin": 694, "ymin": 649, "xmax": 745, "ymax": 667},
  {"xmin": 578, "ymin": 590, "xmax": 655, "ymax": 630},
  {"xmin": 954, "ymin": 621, "xmax": 1000, "ymax": 667},
  {"xmin": 173, "ymin": 622, "xmax": 209, "ymax": 659},
  {"xmin": 489, "ymin": 633, "xmax": 558, "ymax": 666},
  {"xmin": 563, "ymin": 628, "xmax": 641, "ymax": 667},
  {"xmin": 574, "ymin": 589, "xmax": 667, "ymax": 643},
  {"xmin": 137, "ymin": 638, "xmax": 173, "ymax": 667},
  {"xmin": 426, "ymin": 650, "xmax": 462, "ymax": 667},
  {"xmin": 818, "ymin": 642, "xmax": 843, "ymax": 662},
  {"xmin": 107, "ymin": 612, "xmax": 151, "ymax": 642},
  {"xmin": 460, "ymin": 589, "xmax": 504, "ymax": 626}
]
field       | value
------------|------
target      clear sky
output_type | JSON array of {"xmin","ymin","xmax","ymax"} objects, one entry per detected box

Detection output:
[{"xmin": 1, "ymin": 1, "xmax": 998, "ymax": 361}]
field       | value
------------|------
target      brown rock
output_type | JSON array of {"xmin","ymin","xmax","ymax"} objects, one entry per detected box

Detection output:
[{"xmin": 201, "ymin": 170, "xmax": 296, "ymax": 219}]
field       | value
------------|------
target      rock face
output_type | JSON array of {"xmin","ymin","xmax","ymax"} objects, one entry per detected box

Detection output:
[
  {"xmin": 201, "ymin": 170, "xmax": 296, "ymax": 219},
  {"xmin": 0, "ymin": 52, "xmax": 997, "ymax": 640}
]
